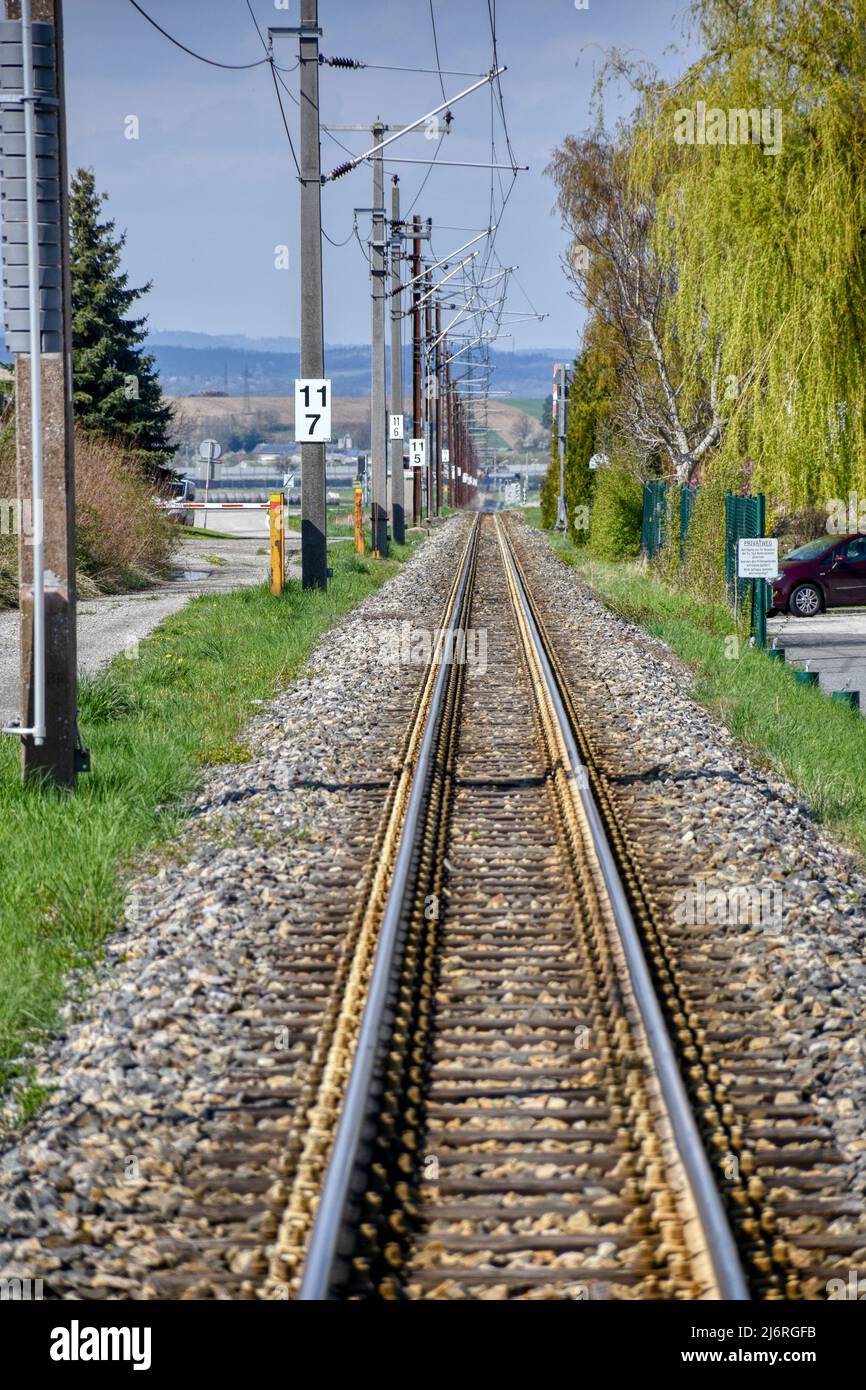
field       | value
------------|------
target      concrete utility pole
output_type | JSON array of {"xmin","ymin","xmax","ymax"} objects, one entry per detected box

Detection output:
[
  {"xmin": 1, "ymin": 0, "xmax": 78, "ymax": 786},
  {"xmin": 369, "ymin": 122, "xmax": 388, "ymax": 557},
  {"xmin": 298, "ymin": 0, "xmax": 327, "ymax": 587},
  {"xmin": 424, "ymin": 265, "xmax": 433, "ymax": 521},
  {"xmin": 388, "ymin": 176, "xmax": 405, "ymax": 544},
  {"xmin": 554, "ymin": 361, "xmax": 569, "ymax": 532},
  {"xmin": 434, "ymin": 300, "xmax": 442, "ymax": 516},
  {"xmin": 411, "ymin": 215, "xmax": 422, "ymax": 526}
]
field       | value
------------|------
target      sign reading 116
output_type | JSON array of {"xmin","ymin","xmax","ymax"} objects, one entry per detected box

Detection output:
[{"xmin": 294, "ymin": 378, "xmax": 332, "ymax": 443}]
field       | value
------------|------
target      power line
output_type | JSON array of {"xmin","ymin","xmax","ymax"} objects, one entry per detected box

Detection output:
[
  {"xmin": 323, "ymin": 218, "xmax": 357, "ymax": 249},
  {"xmin": 324, "ymin": 57, "xmax": 485, "ymax": 77},
  {"xmin": 428, "ymin": 1, "xmax": 448, "ymax": 102},
  {"xmin": 128, "ymin": 1, "xmax": 269, "ymax": 70},
  {"xmin": 267, "ymin": 59, "xmax": 302, "ymax": 178},
  {"xmin": 244, "ymin": 0, "xmax": 302, "ymax": 179}
]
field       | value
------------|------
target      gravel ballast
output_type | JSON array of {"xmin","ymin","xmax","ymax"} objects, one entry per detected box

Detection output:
[
  {"xmin": 0, "ymin": 519, "xmax": 471, "ymax": 1298},
  {"xmin": 512, "ymin": 517, "xmax": 866, "ymax": 1213}
]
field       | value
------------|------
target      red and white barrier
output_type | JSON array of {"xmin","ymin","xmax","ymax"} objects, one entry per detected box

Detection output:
[{"xmin": 156, "ymin": 501, "xmax": 275, "ymax": 510}]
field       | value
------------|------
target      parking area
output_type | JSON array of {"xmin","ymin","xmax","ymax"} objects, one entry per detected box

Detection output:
[{"xmin": 767, "ymin": 607, "xmax": 866, "ymax": 711}]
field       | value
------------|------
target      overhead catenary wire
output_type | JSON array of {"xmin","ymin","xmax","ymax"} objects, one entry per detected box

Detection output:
[{"xmin": 128, "ymin": 0, "xmax": 270, "ymax": 69}]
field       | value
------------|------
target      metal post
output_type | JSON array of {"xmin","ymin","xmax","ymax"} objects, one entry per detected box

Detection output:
[
  {"xmin": 411, "ymin": 215, "xmax": 422, "ymax": 527},
  {"xmin": 388, "ymin": 177, "xmax": 405, "ymax": 544},
  {"xmin": 298, "ymin": 0, "xmax": 327, "ymax": 589},
  {"xmin": 554, "ymin": 362, "xmax": 569, "ymax": 531},
  {"xmin": 755, "ymin": 492, "xmax": 767, "ymax": 650},
  {"xmin": 269, "ymin": 492, "xmax": 285, "ymax": 596},
  {"xmin": 3, "ymin": 0, "xmax": 78, "ymax": 784},
  {"xmin": 353, "ymin": 484, "xmax": 365, "ymax": 554},
  {"xmin": 369, "ymin": 122, "xmax": 388, "ymax": 557}
]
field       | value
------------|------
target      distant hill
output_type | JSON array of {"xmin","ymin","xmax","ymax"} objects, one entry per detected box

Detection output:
[{"xmin": 145, "ymin": 331, "xmax": 575, "ymax": 399}]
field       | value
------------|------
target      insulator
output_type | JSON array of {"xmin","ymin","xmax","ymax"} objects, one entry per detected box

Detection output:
[
  {"xmin": 325, "ymin": 55, "xmax": 363, "ymax": 69},
  {"xmin": 329, "ymin": 161, "xmax": 355, "ymax": 182}
]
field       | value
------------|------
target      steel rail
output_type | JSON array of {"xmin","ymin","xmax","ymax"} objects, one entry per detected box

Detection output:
[
  {"xmin": 297, "ymin": 516, "xmax": 481, "ymax": 1300},
  {"xmin": 495, "ymin": 518, "xmax": 750, "ymax": 1303},
  {"xmin": 297, "ymin": 512, "xmax": 749, "ymax": 1301}
]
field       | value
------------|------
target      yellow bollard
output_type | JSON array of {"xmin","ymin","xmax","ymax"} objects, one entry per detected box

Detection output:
[
  {"xmin": 269, "ymin": 492, "xmax": 285, "ymax": 595},
  {"xmin": 354, "ymin": 486, "xmax": 365, "ymax": 556}
]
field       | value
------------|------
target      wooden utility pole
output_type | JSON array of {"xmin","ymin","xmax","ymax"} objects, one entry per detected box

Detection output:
[
  {"xmin": 297, "ymin": 0, "xmax": 327, "ymax": 588},
  {"xmin": 388, "ymin": 176, "xmax": 405, "ymax": 544},
  {"xmin": 411, "ymin": 215, "xmax": 422, "ymax": 527},
  {"xmin": 3, "ymin": 0, "xmax": 78, "ymax": 786}
]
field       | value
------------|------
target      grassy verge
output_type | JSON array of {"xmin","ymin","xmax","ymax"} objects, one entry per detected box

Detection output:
[
  {"xmin": 539, "ymin": 530, "xmax": 866, "ymax": 860},
  {"xmin": 0, "ymin": 535, "xmax": 421, "ymax": 1111}
]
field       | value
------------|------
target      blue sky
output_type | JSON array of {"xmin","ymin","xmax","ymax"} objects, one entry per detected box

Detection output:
[{"xmin": 63, "ymin": 0, "xmax": 695, "ymax": 348}]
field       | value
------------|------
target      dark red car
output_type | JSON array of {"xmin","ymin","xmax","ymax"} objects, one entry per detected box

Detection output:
[{"xmin": 770, "ymin": 533, "xmax": 866, "ymax": 616}]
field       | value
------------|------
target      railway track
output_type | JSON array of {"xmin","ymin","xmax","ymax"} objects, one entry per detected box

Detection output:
[
  {"xmin": 269, "ymin": 512, "xmax": 755, "ymax": 1300},
  {"xmin": 4, "ymin": 511, "xmax": 860, "ymax": 1302}
]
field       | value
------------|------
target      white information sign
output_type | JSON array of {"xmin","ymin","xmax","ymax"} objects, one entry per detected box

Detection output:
[
  {"xmin": 737, "ymin": 537, "xmax": 778, "ymax": 579},
  {"xmin": 389, "ymin": 414, "xmax": 404, "ymax": 440},
  {"xmin": 294, "ymin": 378, "xmax": 332, "ymax": 443},
  {"xmin": 409, "ymin": 437, "xmax": 426, "ymax": 469}
]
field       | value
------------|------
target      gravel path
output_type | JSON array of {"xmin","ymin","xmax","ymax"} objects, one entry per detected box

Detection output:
[
  {"xmin": 0, "ymin": 518, "xmax": 470, "ymax": 1299},
  {"xmin": 0, "ymin": 537, "xmax": 271, "ymax": 728}
]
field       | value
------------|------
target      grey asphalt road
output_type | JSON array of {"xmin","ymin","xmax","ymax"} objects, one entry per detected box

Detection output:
[
  {"xmin": 0, "ymin": 536, "xmax": 275, "ymax": 729},
  {"xmin": 767, "ymin": 607, "xmax": 866, "ymax": 711}
]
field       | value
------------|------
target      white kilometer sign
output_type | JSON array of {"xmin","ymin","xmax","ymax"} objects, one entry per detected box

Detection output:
[
  {"xmin": 737, "ymin": 537, "xmax": 778, "ymax": 579},
  {"xmin": 442, "ymin": 448, "xmax": 450, "ymax": 464},
  {"xmin": 389, "ymin": 414, "xmax": 404, "ymax": 440},
  {"xmin": 409, "ymin": 437, "xmax": 426, "ymax": 468},
  {"xmin": 294, "ymin": 378, "xmax": 332, "ymax": 443}
]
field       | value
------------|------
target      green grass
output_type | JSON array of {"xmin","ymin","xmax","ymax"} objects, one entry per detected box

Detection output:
[
  {"xmin": 519, "ymin": 505, "xmax": 543, "ymax": 530},
  {"xmin": 285, "ymin": 506, "xmax": 358, "ymax": 537},
  {"xmin": 541, "ymin": 533, "xmax": 866, "ymax": 861},
  {"xmin": 0, "ymin": 535, "xmax": 421, "ymax": 1109}
]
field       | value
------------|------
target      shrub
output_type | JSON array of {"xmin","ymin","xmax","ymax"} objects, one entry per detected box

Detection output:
[
  {"xmin": 0, "ymin": 421, "xmax": 177, "ymax": 608},
  {"xmin": 74, "ymin": 431, "xmax": 176, "ymax": 587},
  {"xmin": 587, "ymin": 466, "xmax": 643, "ymax": 561}
]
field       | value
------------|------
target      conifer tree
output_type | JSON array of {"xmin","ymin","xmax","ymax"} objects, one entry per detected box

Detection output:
[{"xmin": 70, "ymin": 168, "xmax": 173, "ymax": 471}]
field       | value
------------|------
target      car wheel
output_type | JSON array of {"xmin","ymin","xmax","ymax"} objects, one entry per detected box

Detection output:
[{"xmin": 789, "ymin": 582, "xmax": 822, "ymax": 617}]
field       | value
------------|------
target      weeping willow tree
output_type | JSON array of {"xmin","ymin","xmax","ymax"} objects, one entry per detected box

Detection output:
[{"xmin": 628, "ymin": 0, "xmax": 866, "ymax": 510}]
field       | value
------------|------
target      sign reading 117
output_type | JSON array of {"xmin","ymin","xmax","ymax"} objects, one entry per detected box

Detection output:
[{"xmin": 294, "ymin": 378, "xmax": 332, "ymax": 443}]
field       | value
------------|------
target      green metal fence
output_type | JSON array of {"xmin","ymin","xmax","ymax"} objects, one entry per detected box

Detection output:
[
  {"xmin": 724, "ymin": 491, "xmax": 768, "ymax": 648},
  {"xmin": 679, "ymin": 486, "xmax": 699, "ymax": 560},
  {"xmin": 640, "ymin": 480, "xmax": 669, "ymax": 559},
  {"xmin": 641, "ymin": 480, "xmax": 699, "ymax": 560}
]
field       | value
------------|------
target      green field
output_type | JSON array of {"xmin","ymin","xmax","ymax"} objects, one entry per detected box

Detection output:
[{"xmin": 509, "ymin": 398, "xmax": 546, "ymax": 422}]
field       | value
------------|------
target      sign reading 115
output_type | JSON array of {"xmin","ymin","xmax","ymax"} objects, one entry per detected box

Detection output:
[{"xmin": 294, "ymin": 378, "xmax": 332, "ymax": 443}]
